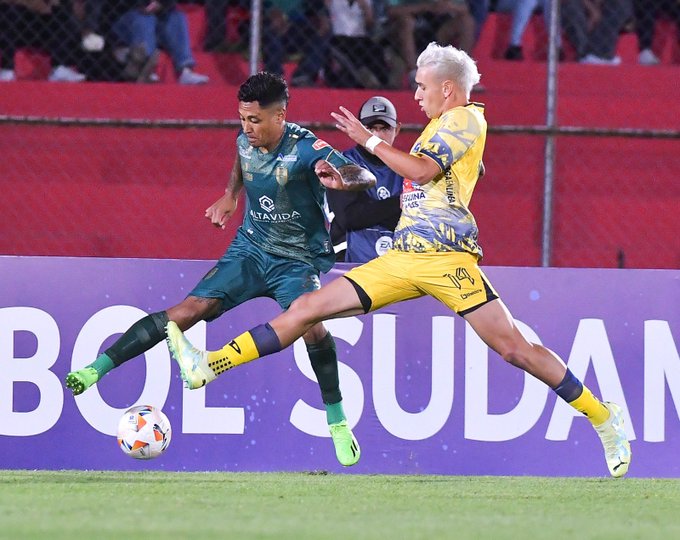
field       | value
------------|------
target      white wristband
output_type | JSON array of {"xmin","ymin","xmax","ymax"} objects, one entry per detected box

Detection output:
[{"xmin": 364, "ymin": 135, "xmax": 383, "ymax": 154}]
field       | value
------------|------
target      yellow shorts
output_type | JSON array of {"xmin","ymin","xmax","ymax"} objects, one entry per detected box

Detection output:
[{"xmin": 344, "ymin": 249, "xmax": 499, "ymax": 315}]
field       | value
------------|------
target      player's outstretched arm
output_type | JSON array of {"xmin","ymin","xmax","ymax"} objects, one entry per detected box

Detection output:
[
  {"xmin": 315, "ymin": 160, "xmax": 376, "ymax": 191},
  {"xmin": 205, "ymin": 160, "xmax": 243, "ymax": 229},
  {"xmin": 331, "ymin": 106, "xmax": 439, "ymax": 185}
]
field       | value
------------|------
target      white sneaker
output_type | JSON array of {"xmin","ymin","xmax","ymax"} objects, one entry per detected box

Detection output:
[
  {"xmin": 166, "ymin": 321, "xmax": 216, "ymax": 389},
  {"xmin": 579, "ymin": 54, "xmax": 622, "ymax": 66},
  {"xmin": 178, "ymin": 67, "xmax": 209, "ymax": 85},
  {"xmin": 48, "ymin": 65, "xmax": 86, "ymax": 82},
  {"xmin": 594, "ymin": 402, "xmax": 632, "ymax": 477},
  {"xmin": 638, "ymin": 48, "xmax": 660, "ymax": 66},
  {"xmin": 82, "ymin": 32, "xmax": 105, "ymax": 52},
  {"xmin": 0, "ymin": 68, "xmax": 16, "ymax": 82}
]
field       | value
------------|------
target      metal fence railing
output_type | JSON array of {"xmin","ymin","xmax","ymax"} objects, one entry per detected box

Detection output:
[
  {"xmin": 1, "ymin": 116, "xmax": 678, "ymax": 267},
  {"xmin": 1, "ymin": 1, "xmax": 679, "ymax": 268}
]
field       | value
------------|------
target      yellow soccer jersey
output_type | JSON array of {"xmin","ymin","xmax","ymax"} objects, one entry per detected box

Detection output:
[{"xmin": 393, "ymin": 103, "xmax": 487, "ymax": 256}]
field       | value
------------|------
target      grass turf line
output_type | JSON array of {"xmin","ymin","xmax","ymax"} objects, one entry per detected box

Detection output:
[{"xmin": 1, "ymin": 470, "xmax": 679, "ymax": 539}]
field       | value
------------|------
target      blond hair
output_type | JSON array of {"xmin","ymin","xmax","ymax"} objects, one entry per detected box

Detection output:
[{"xmin": 416, "ymin": 42, "xmax": 481, "ymax": 99}]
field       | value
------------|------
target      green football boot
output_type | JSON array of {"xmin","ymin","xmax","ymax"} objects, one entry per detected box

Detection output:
[
  {"xmin": 329, "ymin": 420, "xmax": 361, "ymax": 466},
  {"xmin": 65, "ymin": 367, "xmax": 99, "ymax": 396}
]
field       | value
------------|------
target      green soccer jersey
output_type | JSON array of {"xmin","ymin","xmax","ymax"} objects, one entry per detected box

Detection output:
[{"xmin": 237, "ymin": 122, "xmax": 353, "ymax": 273}]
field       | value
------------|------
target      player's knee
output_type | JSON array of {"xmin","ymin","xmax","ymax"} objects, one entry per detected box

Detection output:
[
  {"xmin": 302, "ymin": 323, "xmax": 328, "ymax": 344},
  {"xmin": 501, "ymin": 347, "xmax": 530, "ymax": 370},
  {"xmin": 169, "ymin": 297, "xmax": 220, "ymax": 329},
  {"xmin": 288, "ymin": 293, "xmax": 323, "ymax": 325}
]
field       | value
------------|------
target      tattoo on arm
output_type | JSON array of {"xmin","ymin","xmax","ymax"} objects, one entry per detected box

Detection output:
[
  {"xmin": 226, "ymin": 159, "xmax": 244, "ymax": 198},
  {"xmin": 338, "ymin": 164, "xmax": 377, "ymax": 191}
]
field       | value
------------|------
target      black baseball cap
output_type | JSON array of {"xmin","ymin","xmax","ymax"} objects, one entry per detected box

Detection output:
[{"xmin": 359, "ymin": 96, "xmax": 398, "ymax": 128}]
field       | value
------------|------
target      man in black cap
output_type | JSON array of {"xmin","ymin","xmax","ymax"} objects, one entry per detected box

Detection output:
[{"xmin": 327, "ymin": 96, "xmax": 404, "ymax": 262}]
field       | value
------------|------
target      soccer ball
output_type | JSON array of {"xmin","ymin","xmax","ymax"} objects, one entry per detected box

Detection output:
[{"xmin": 117, "ymin": 405, "xmax": 172, "ymax": 460}]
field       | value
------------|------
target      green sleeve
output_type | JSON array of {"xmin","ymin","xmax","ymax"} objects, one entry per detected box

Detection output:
[{"xmin": 297, "ymin": 136, "xmax": 353, "ymax": 171}]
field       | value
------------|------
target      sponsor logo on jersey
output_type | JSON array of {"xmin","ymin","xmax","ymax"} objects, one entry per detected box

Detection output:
[
  {"xmin": 275, "ymin": 167, "xmax": 289, "ymax": 186},
  {"xmin": 259, "ymin": 196, "xmax": 275, "ymax": 212},
  {"xmin": 377, "ymin": 186, "xmax": 391, "ymax": 200},
  {"xmin": 401, "ymin": 179, "xmax": 425, "ymax": 209},
  {"xmin": 276, "ymin": 154, "xmax": 298, "ymax": 162},
  {"xmin": 375, "ymin": 235, "xmax": 393, "ymax": 256},
  {"xmin": 253, "ymin": 196, "xmax": 301, "ymax": 222},
  {"xmin": 249, "ymin": 209, "xmax": 301, "ymax": 222},
  {"xmin": 402, "ymin": 190, "xmax": 425, "ymax": 210},
  {"xmin": 312, "ymin": 139, "xmax": 330, "ymax": 150},
  {"xmin": 402, "ymin": 179, "xmax": 418, "ymax": 193},
  {"xmin": 444, "ymin": 169, "xmax": 456, "ymax": 205},
  {"xmin": 242, "ymin": 161, "xmax": 253, "ymax": 181},
  {"xmin": 460, "ymin": 289, "xmax": 482, "ymax": 300}
]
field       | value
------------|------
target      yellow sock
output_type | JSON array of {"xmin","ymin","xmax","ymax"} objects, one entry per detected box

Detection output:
[
  {"xmin": 569, "ymin": 384, "xmax": 610, "ymax": 426},
  {"xmin": 207, "ymin": 331, "xmax": 261, "ymax": 376}
]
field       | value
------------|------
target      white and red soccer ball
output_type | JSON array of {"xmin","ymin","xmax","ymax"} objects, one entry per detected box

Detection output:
[{"xmin": 117, "ymin": 405, "xmax": 172, "ymax": 459}]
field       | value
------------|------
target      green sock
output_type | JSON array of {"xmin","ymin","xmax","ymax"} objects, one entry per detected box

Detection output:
[
  {"xmin": 89, "ymin": 353, "xmax": 115, "ymax": 379},
  {"xmin": 325, "ymin": 401, "xmax": 346, "ymax": 425}
]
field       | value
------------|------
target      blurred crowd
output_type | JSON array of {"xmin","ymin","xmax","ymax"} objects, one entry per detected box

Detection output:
[{"xmin": 0, "ymin": 0, "xmax": 678, "ymax": 84}]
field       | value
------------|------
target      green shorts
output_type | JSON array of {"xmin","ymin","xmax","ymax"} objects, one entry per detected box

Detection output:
[{"xmin": 190, "ymin": 231, "xmax": 321, "ymax": 320}]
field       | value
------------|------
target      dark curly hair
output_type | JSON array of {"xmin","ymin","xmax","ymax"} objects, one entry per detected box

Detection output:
[{"xmin": 237, "ymin": 72, "xmax": 289, "ymax": 108}]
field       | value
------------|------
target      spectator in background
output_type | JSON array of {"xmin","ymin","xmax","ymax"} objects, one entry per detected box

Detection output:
[
  {"xmin": 386, "ymin": 0, "xmax": 475, "ymax": 88},
  {"xmin": 495, "ymin": 0, "xmax": 558, "ymax": 60},
  {"xmin": 467, "ymin": 0, "xmax": 489, "ymax": 46},
  {"xmin": 0, "ymin": 0, "xmax": 88, "ymax": 81},
  {"xmin": 633, "ymin": 0, "xmax": 680, "ymax": 65},
  {"xmin": 78, "ymin": 0, "xmax": 106, "ymax": 52},
  {"xmin": 261, "ymin": 0, "xmax": 332, "ymax": 86},
  {"xmin": 327, "ymin": 96, "xmax": 403, "ymax": 262},
  {"xmin": 561, "ymin": 0, "xmax": 632, "ymax": 65},
  {"xmin": 324, "ymin": 0, "xmax": 390, "ymax": 88},
  {"xmin": 203, "ymin": 0, "xmax": 248, "ymax": 52},
  {"xmin": 109, "ymin": 0, "xmax": 210, "ymax": 83}
]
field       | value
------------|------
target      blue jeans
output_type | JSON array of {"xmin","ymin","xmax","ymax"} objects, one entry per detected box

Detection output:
[
  {"xmin": 111, "ymin": 9, "xmax": 194, "ymax": 71},
  {"xmin": 262, "ymin": 12, "xmax": 331, "ymax": 79},
  {"xmin": 495, "ymin": 0, "xmax": 559, "ymax": 47},
  {"xmin": 467, "ymin": 0, "xmax": 489, "ymax": 42}
]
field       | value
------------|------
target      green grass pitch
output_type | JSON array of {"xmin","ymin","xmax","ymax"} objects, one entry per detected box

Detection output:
[{"xmin": 2, "ymin": 470, "xmax": 679, "ymax": 539}]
